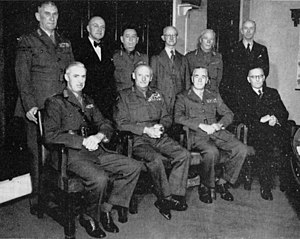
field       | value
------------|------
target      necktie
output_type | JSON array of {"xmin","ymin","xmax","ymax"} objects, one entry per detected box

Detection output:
[
  {"xmin": 50, "ymin": 33, "xmax": 55, "ymax": 44},
  {"xmin": 94, "ymin": 41, "xmax": 101, "ymax": 48},
  {"xmin": 246, "ymin": 43, "xmax": 251, "ymax": 55},
  {"xmin": 170, "ymin": 50, "xmax": 175, "ymax": 63},
  {"xmin": 258, "ymin": 90, "xmax": 263, "ymax": 99}
]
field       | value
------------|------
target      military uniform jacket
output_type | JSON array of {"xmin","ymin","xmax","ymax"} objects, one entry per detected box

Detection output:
[
  {"xmin": 150, "ymin": 49, "xmax": 187, "ymax": 112},
  {"xmin": 44, "ymin": 88, "xmax": 114, "ymax": 157},
  {"xmin": 113, "ymin": 50, "xmax": 148, "ymax": 91},
  {"xmin": 174, "ymin": 88, "xmax": 234, "ymax": 140},
  {"xmin": 185, "ymin": 48, "xmax": 223, "ymax": 92},
  {"xmin": 15, "ymin": 28, "xmax": 74, "ymax": 116},
  {"xmin": 114, "ymin": 86, "xmax": 172, "ymax": 144}
]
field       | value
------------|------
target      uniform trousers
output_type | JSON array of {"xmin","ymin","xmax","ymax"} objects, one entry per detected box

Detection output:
[
  {"xmin": 132, "ymin": 134, "xmax": 190, "ymax": 199},
  {"xmin": 191, "ymin": 130, "xmax": 248, "ymax": 188},
  {"xmin": 68, "ymin": 147, "xmax": 141, "ymax": 222}
]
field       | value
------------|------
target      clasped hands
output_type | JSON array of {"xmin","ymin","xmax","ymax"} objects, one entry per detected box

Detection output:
[
  {"xmin": 143, "ymin": 124, "xmax": 164, "ymax": 138},
  {"xmin": 82, "ymin": 132, "xmax": 108, "ymax": 151},
  {"xmin": 199, "ymin": 122, "xmax": 224, "ymax": 135},
  {"xmin": 260, "ymin": 114, "xmax": 278, "ymax": 127}
]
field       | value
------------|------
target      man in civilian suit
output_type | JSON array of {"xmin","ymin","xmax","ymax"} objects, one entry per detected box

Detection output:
[
  {"xmin": 150, "ymin": 26, "xmax": 187, "ymax": 115},
  {"xmin": 74, "ymin": 16, "xmax": 115, "ymax": 120},
  {"xmin": 220, "ymin": 19, "xmax": 269, "ymax": 113},
  {"xmin": 14, "ymin": 1, "xmax": 74, "ymax": 213}
]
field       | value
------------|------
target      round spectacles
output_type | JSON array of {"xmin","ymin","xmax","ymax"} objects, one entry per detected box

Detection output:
[
  {"xmin": 164, "ymin": 34, "xmax": 178, "ymax": 38},
  {"xmin": 249, "ymin": 74, "xmax": 265, "ymax": 80}
]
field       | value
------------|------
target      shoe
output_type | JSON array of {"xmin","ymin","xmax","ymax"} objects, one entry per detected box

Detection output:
[
  {"xmin": 260, "ymin": 187, "xmax": 273, "ymax": 201},
  {"xmin": 116, "ymin": 206, "xmax": 128, "ymax": 223},
  {"xmin": 79, "ymin": 215, "xmax": 106, "ymax": 238},
  {"xmin": 167, "ymin": 196, "xmax": 188, "ymax": 211},
  {"xmin": 244, "ymin": 176, "xmax": 252, "ymax": 191},
  {"xmin": 198, "ymin": 186, "xmax": 213, "ymax": 204},
  {"xmin": 216, "ymin": 183, "xmax": 234, "ymax": 201},
  {"xmin": 154, "ymin": 199, "xmax": 171, "ymax": 220},
  {"xmin": 129, "ymin": 195, "xmax": 138, "ymax": 214},
  {"xmin": 100, "ymin": 212, "xmax": 119, "ymax": 233}
]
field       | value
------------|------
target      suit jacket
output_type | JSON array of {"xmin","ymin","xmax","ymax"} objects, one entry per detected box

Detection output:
[
  {"xmin": 14, "ymin": 28, "xmax": 74, "ymax": 117},
  {"xmin": 113, "ymin": 49, "xmax": 148, "ymax": 92},
  {"xmin": 73, "ymin": 37, "xmax": 115, "ymax": 113},
  {"xmin": 235, "ymin": 86, "xmax": 289, "ymax": 146},
  {"xmin": 150, "ymin": 49, "xmax": 187, "ymax": 113},
  {"xmin": 174, "ymin": 88, "xmax": 234, "ymax": 141},
  {"xmin": 44, "ymin": 88, "xmax": 114, "ymax": 164}
]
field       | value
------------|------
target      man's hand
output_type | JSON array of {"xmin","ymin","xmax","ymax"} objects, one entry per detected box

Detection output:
[
  {"xmin": 199, "ymin": 123, "xmax": 216, "ymax": 135},
  {"xmin": 82, "ymin": 135, "xmax": 101, "ymax": 151},
  {"xmin": 211, "ymin": 123, "xmax": 224, "ymax": 131},
  {"xmin": 269, "ymin": 115, "xmax": 278, "ymax": 127},
  {"xmin": 95, "ymin": 132, "xmax": 109, "ymax": 143},
  {"xmin": 143, "ymin": 126, "xmax": 163, "ymax": 138},
  {"xmin": 26, "ymin": 107, "xmax": 38, "ymax": 124},
  {"xmin": 260, "ymin": 114, "xmax": 271, "ymax": 123}
]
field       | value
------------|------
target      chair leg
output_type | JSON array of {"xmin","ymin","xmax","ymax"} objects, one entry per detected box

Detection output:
[
  {"xmin": 63, "ymin": 192, "xmax": 76, "ymax": 239},
  {"xmin": 244, "ymin": 156, "xmax": 253, "ymax": 190},
  {"xmin": 129, "ymin": 194, "xmax": 138, "ymax": 214}
]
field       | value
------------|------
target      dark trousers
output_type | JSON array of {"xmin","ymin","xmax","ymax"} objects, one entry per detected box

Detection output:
[
  {"xmin": 132, "ymin": 134, "xmax": 190, "ymax": 199},
  {"xmin": 68, "ymin": 148, "xmax": 141, "ymax": 221},
  {"xmin": 192, "ymin": 130, "xmax": 248, "ymax": 188}
]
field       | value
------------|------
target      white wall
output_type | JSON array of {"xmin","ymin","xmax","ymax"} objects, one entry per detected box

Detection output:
[{"xmin": 250, "ymin": 0, "xmax": 300, "ymax": 124}]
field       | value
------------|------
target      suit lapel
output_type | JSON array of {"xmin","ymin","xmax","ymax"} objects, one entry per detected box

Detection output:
[
  {"xmin": 158, "ymin": 49, "xmax": 172, "ymax": 73},
  {"xmin": 85, "ymin": 38, "xmax": 102, "ymax": 63}
]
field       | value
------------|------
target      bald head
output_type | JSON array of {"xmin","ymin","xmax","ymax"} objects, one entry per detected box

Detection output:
[
  {"xmin": 161, "ymin": 26, "xmax": 178, "ymax": 48},
  {"xmin": 87, "ymin": 16, "xmax": 105, "ymax": 41}
]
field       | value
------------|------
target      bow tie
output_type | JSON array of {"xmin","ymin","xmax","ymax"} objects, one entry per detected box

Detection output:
[{"xmin": 94, "ymin": 41, "xmax": 101, "ymax": 48}]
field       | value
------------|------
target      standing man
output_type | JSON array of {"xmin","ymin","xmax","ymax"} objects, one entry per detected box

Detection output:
[
  {"xmin": 113, "ymin": 26, "xmax": 148, "ymax": 92},
  {"xmin": 150, "ymin": 26, "xmax": 187, "ymax": 115},
  {"xmin": 185, "ymin": 29, "xmax": 223, "ymax": 93},
  {"xmin": 74, "ymin": 16, "xmax": 115, "ymax": 120},
  {"xmin": 235, "ymin": 66, "xmax": 290, "ymax": 201},
  {"xmin": 14, "ymin": 1, "xmax": 74, "ymax": 213},
  {"xmin": 174, "ymin": 67, "xmax": 248, "ymax": 204},
  {"xmin": 221, "ymin": 19, "xmax": 269, "ymax": 113},
  {"xmin": 44, "ymin": 62, "xmax": 141, "ymax": 237},
  {"xmin": 114, "ymin": 62, "xmax": 190, "ymax": 221}
]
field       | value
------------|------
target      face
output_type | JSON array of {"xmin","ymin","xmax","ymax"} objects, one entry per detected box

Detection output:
[
  {"xmin": 162, "ymin": 27, "xmax": 178, "ymax": 47},
  {"xmin": 192, "ymin": 68, "xmax": 208, "ymax": 90},
  {"xmin": 35, "ymin": 3, "xmax": 58, "ymax": 32},
  {"xmin": 200, "ymin": 31, "xmax": 215, "ymax": 52},
  {"xmin": 121, "ymin": 29, "xmax": 139, "ymax": 52},
  {"xmin": 247, "ymin": 68, "xmax": 265, "ymax": 89},
  {"xmin": 65, "ymin": 66, "xmax": 87, "ymax": 94},
  {"xmin": 87, "ymin": 17, "xmax": 105, "ymax": 41},
  {"xmin": 241, "ymin": 21, "xmax": 256, "ymax": 41},
  {"xmin": 132, "ymin": 65, "xmax": 152, "ymax": 89}
]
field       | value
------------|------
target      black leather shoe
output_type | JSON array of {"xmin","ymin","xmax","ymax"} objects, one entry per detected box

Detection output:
[
  {"xmin": 129, "ymin": 195, "xmax": 138, "ymax": 214},
  {"xmin": 154, "ymin": 199, "xmax": 171, "ymax": 220},
  {"xmin": 198, "ymin": 186, "xmax": 213, "ymax": 204},
  {"xmin": 216, "ymin": 183, "xmax": 234, "ymax": 201},
  {"xmin": 79, "ymin": 215, "xmax": 106, "ymax": 238},
  {"xmin": 260, "ymin": 188, "xmax": 273, "ymax": 201},
  {"xmin": 116, "ymin": 206, "xmax": 128, "ymax": 223},
  {"xmin": 167, "ymin": 196, "xmax": 188, "ymax": 211},
  {"xmin": 100, "ymin": 212, "xmax": 119, "ymax": 233},
  {"xmin": 244, "ymin": 177, "xmax": 252, "ymax": 191}
]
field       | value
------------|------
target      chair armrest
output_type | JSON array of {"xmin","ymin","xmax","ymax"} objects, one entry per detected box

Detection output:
[
  {"xmin": 114, "ymin": 130, "xmax": 134, "ymax": 157},
  {"xmin": 45, "ymin": 143, "xmax": 68, "ymax": 178}
]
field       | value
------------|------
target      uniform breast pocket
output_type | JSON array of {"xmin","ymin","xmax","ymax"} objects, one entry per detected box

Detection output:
[
  {"xmin": 31, "ymin": 47, "xmax": 50, "ymax": 66},
  {"xmin": 188, "ymin": 106, "xmax": 201, "ymax": 118},
  {"xmin": 128, "ymin": 103, "xmax": 148, "ymax": 121}
]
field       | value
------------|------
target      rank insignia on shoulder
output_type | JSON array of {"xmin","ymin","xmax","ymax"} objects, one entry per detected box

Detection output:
[
  {"xmin": 86, "ymin": 104, "xmax": 94, "ymax": 109},
  {"xmin": 148, "ymin": 92, "xmax": 162, "ymax": 102},
  {"xmin": 59, "ymin": 42, "xmax": 70, "ymax": 48},
  {"xmin": 206, "ymin": 98, "xmax": 217, "ymax": 103}
]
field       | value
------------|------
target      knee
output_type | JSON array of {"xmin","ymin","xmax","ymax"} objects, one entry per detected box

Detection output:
[
  {"xmin": 90, "ymin": 171, "xmax": 109, "ymax": 189},
  {"xmin": 204, "ymin": 147, "xmax": 219, "ymax": 160}
]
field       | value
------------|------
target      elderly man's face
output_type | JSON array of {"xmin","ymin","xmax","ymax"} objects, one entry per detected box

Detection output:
[
  {"xmin": 241, "ymin": 21, "xmax": 256, "ymax": 41},
  {"xmin": 192, "ymin": 68, "xmax": 208, "ymax": 90},
  {"xmin": 132, "ymin": 65, "xmax": 152, "ymax": 89},
  {"xmin": 200, "ymin": 31, "xmax": 214, "ymax": 52},
  {"xmin": 87, "ymin": 17, "xmax": 105, "ymax": 41},
  {"xmin": 65, "ymin": 66, "xmax": 87, "ymax": 94},
  {"xmin": 162, "ymin": 27, "xmax": 178, "ymax": 47},
  {"xmin": 247, "ymin": 68, "xmax": 265, "ymax": 89},
  {"xmin": 121, "ymin": 29, "xmax": 139, "ymax": 52},
  {"xmin": 35, "ymin": 3, "xmax": 58, "ymax": 32}
]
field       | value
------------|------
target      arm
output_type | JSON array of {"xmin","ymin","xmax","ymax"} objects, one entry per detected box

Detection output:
[
  {"xmin": 158, "ymin": 93, "xmax": 172, "ymax": 130},
  {"xmin": 216, "ymin": 93, "xmax": 234, "ymax": 128},
  {"xmin": 150, "ymin": 55, "xmax": 158, "ymax": 88},
  {"xmin": 261, "ymin": 46, "xmax": 269, "ymax": 78}
]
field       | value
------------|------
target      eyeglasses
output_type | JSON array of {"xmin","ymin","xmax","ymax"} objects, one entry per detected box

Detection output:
[
  {"xmin": 193, "ymin": 75, "xmax": 208, "ymax": 80},
  {"xmin": 249, "ymin": 74, "xmax": 264, "ymax": 80},
  {"xmin": 164, "ymin": 34, "xmax": 178, "ymax": 38}
]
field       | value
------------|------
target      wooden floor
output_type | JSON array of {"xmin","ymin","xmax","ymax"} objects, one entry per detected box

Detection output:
[{"xmin": 1, "ymin": 178, "xmax": 300, "ymax": 239}]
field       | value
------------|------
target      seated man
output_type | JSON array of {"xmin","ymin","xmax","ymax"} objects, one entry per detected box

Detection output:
[
  {"xmin": 235, "ymin": 66, "xmax": 290, "ymax": 201},
  {"xmin": 114, "ymin": 62, "xmax": 190, "ymax": 220},
  {"xmin": 174, "ymin": 67, "xmax": 248, "ymax": 204},
  {"xmin": 43, "ymin": 62, "xmax": 141, "ymax": 238}
]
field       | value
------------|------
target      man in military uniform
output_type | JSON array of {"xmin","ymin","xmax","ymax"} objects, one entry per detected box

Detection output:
[
  {"xmin": 185, "ymin": 29, "xmax": 223, "ymax": 92},
  {"xmin": 174, "ymin": 67, "xmax": 248, "ymax": 204},
  {"xmin": 44, "ymin": 62, "xmax": 141, "ymax": 238},
  {"xmin": 113, "ymin": 26, "xmax": 148, "ymax": 92},
  {"xmin": 151, "ymin": 26, "xmax": 188, "ymax": 115},
  {"xmin": 114, "ymin": 62, "xmax": 190, "ymax": 221},
  {"xmin": 14, "ymin": 1, "xmax": 74, "ymax": 212}
]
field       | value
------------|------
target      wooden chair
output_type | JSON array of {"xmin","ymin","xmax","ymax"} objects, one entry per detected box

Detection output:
[{"xmin": 291, "ymin": 125, "xmax": 300, "ymax": 186}]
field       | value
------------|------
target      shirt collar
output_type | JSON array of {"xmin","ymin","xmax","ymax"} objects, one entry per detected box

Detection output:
[
  {"xmin": 252, "ymin": 87, "xmax": 262, "ymax": 95},
  {"xmin": 243, "ymin": 39, "xmax": 254, "ymax": 49},
  {"xmin": 88, "ymin": 36, "xmax": 100, "ymax": 49},
  {"xmin": 165, "ymin": 47, "xmax": 175, "ymax": 58}
]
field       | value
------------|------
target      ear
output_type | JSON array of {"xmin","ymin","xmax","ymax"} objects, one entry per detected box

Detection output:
[
  {"xmin": 120, "ymin": 36, "xmax": 124, "ymax": 44},
  {"xmin": 132, "ymin": 72, "xmax": 136, "ymax": 80},
  {"xmin": 64, "ymin": 73, "xmax": 69, "ymax": 82},
  {"xmin": 247, "ymin": 77, "xmax": 251, "ymax": 83},
  {"xmin": 161, "ymin": 35, "xmax": 165, "ymax": 41},
  {"xmin": 86, "ymin": 25, "xmax": 90, "ymax": 34},
  {"xmin": 136, "ymin": 37, "xmax": 139, "ymax": 44},
  {"xmin": 35, "ymin": 12, "xmax": 40, "ymax": 22}
]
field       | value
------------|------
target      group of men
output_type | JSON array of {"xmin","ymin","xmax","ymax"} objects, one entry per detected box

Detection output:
[{"xmin": 14, "ymin": 1, "xmax": 291, "ymax": 238}]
